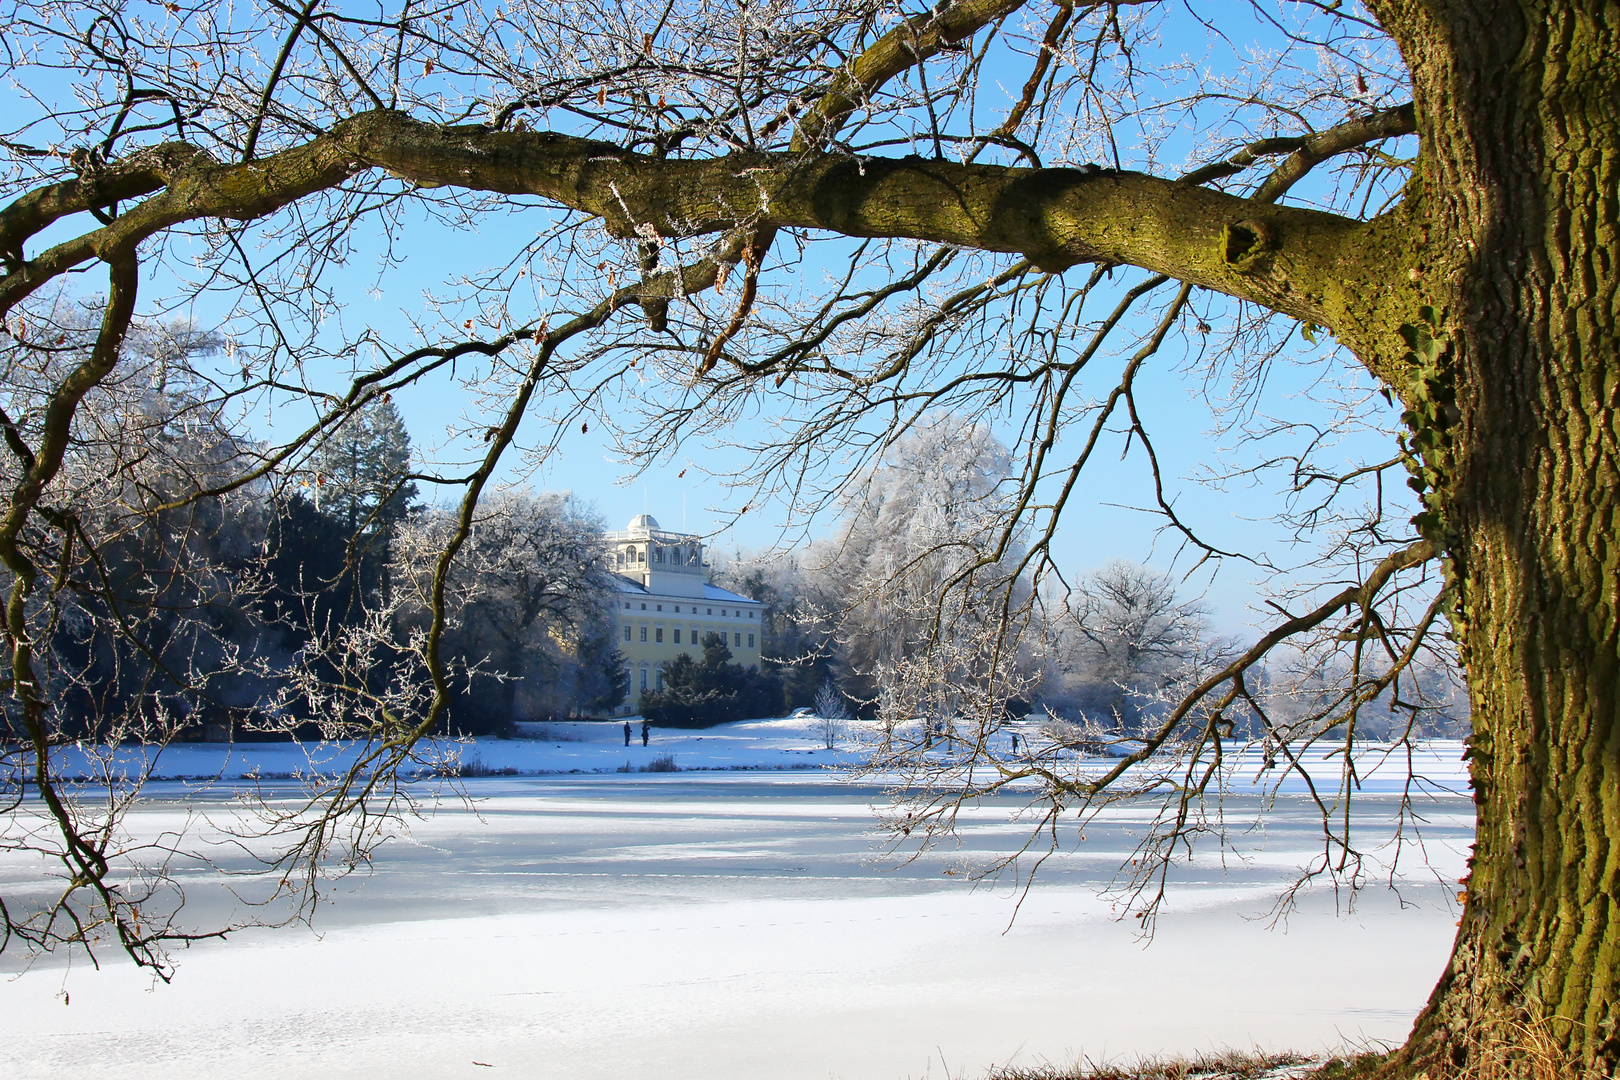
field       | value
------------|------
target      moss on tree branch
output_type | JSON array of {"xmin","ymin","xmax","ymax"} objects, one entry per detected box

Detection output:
[{"xmin": 0, "ymin": 108, "xmax": 1395, "ymax": 335}]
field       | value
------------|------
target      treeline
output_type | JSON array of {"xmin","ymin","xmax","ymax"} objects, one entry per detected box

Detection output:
[
  {"xmin": 2, "ymin": 315, "xmax": 623, "ymax": 744},
  {"xmin": 711, "ymin": 418, "xmax": 1469, "ymax": 742},
  {"xmin": 5, "ymin": 313, "xmax": 1461, "ymax": 743}
]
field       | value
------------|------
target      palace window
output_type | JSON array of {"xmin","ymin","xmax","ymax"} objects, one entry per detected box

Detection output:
[
  {"xmin": 734, "ymin": 632, "xmax": 741, "ymax": 647},
  {"xmin": 748, "ymin": 634, "xmax": 755, "ymax": 648},
  {"xmin": 673, "ymin": 629, "xmax": 681, "ymax": 644},
  {"xmin": 640, "ymin": 626, "xmax": 647, "ymax": 642},
  {"xmin": 655, "ymin": 627, "xmax": 664, "ymax": 643},
  {"xmin": 624, "ymin": 625, "xmax": 632, "ymax": 641}
]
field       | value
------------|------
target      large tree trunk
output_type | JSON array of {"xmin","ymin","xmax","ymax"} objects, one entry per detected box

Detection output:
[{"xmin": 1376, "ymin": 0, "xmax": 1620, "ymax": 1074}]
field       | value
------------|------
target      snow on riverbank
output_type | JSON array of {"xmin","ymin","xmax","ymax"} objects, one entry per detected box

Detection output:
[
  {"xmin": 37, "ymin": 715, "xmax": 861, "ymax": 781},
  {"xmin": 40, "ymin": 714, "xmax": 1470, "ymax": 796},
  {"xmin": 2, "ymin": 724, "xmax": 1473, "ymax": 1079},
  {"xmin": 1, "ymin": 771, "xmax": 1473, "ymax": 1080}
]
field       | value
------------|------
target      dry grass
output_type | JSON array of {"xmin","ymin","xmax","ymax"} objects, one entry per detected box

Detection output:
[
  {"xmin": 1458, "ymin": 1016, "xmax": 1586, "ymax": 1080},
  {"xmin": 979, "ymin": 1017, "xmax": 1598, "ymax": 1080},
  {"xmin": 987, "ymin": 1049, "xmax": 1347, "ymax": 1080},
  {"xmin": 1306, "ymin": 1053, "xmax": 1389, "ymax": 1079}
]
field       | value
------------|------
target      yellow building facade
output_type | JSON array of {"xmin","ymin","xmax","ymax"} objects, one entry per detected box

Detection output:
[{"xmin": 603, "ymin": 514, "xmax": 764, "ymax": 715}]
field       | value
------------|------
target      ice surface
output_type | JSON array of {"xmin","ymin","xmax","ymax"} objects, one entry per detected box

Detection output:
[{"xmin": 1, "ymin": 730, "xmax": 1474, "ymax": 1080}]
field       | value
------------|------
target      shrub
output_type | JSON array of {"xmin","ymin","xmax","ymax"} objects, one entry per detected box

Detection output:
[
  {"xmin": 442, "ymin": 754, "xmax": 520, "ymax": 777},
  {"xmin": 640, "ymin": 634, "xmax": 784, "ymax": 727}
]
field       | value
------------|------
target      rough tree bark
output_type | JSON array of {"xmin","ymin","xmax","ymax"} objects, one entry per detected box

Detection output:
[{"xmin": 1366, "ymin": 0, "xmax": 1620, "ymax": 1074}]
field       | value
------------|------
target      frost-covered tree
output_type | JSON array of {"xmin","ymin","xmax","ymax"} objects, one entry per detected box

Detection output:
[
  {"xmin": 1049, "ymin": 562, "xmax": 1218, "ymax": 735},
  {"xmin": 813, "ymin": 679, "xmax": 851, "ymax": 749},
  {"xmin": 0, "ymin": 301, "xmax": 275, "ymax": 745},
  {"xmin": 819, "ymin": 416, "xmax": 1031, "ymax": 702},
  {"xmin": 720, "ymin": 418, "xmax": 1030, "ymax": 714},
  {"xmin": 716, "ymin": 556, "xmax": 838, "ymax": 711},
  {"xmin": 392, "ymin": 490, "xmax": 617, "ymax": 732}
]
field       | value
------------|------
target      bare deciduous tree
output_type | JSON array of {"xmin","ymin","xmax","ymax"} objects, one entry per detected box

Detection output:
[
  {"xmin": 1049, "ymin": 561, "xmax": 1220, "ymax": 736},
  {"xmin": 813, "ymin": 679, "xmax": 851, "ymax": 749},
  {"xmin": 392, "ymin": 489, "xmax": 621, "ymax": 731},
  {"xmin": 810, "ymin": 417, "xmax": 1033, "ymax": 703},
  {"xmin": 0, "ymin": 0, "xmax": 1614, "ymax": 1072}
]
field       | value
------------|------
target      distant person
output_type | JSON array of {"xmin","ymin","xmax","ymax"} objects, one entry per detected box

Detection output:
[
  {"xmin": 1011, "ymin": 733, "xmax": 1020, "ymax": 753},
  {"xmin": 623, "ymin": 721, "xmax": 632, "ymax": 747},
  {"xmin": 641, "ymin": 720, "xmax": 651, "ymax": 747}
]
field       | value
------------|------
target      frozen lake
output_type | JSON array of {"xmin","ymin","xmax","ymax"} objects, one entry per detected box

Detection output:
[{"xmin": 1, "ymin": 763, "xmax": 1472, "ymax": 1080}]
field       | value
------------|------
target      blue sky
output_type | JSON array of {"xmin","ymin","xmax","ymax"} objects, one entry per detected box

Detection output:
[
  {"xmin": 244, "ymin": 180, "xmax": 1403, "ymax": 633},
  {"xmin": 14, "ymin": 0, "xmax": 1411, "ymax": 634}
]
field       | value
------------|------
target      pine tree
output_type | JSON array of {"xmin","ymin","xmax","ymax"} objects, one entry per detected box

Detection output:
[{"xmin": 308, "ymin": 397, "xmax": 418, "ymax": 538}]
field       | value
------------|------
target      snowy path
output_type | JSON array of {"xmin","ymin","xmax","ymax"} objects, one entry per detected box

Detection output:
[{"xmin": 1, "ymin": 767, "xmax": 1472, "ymax": 1080}]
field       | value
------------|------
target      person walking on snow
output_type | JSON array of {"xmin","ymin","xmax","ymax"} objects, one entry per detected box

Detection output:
[
  {"xmin": 641, "ymin": 720, "xmax": 651, "ymax": 747},
  {"xmin": 623, "ymin": 721, "xmax": 632, "ymax": 747}
]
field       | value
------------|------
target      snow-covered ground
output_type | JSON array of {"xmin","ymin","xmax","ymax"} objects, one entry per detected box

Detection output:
[
  {"xmin": 40, "ymin": 715, "xmax": 870, "ymax": 780},
  {"xmin": 39, "ymin": 715, "xmax": 1471, "ymax": 795},
  {"xmin": 1, "ymin": 724, "xmax": 1474, "ymax": 1080}
]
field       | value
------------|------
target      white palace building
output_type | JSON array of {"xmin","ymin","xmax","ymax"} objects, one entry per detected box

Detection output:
[{"xmin": 603, "ymin": 514, "xmax": 764, "ymax": 715}]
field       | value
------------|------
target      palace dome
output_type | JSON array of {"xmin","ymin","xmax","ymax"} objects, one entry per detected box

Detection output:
[{"xmin": 628, "ymin": 513, "xmax": 659, "ymax": 530}]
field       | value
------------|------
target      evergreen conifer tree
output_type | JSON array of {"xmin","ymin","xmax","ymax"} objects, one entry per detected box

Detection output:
[{"xmin": 308, "ymin": 398, "xmax": 418, "ymax": 538}]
